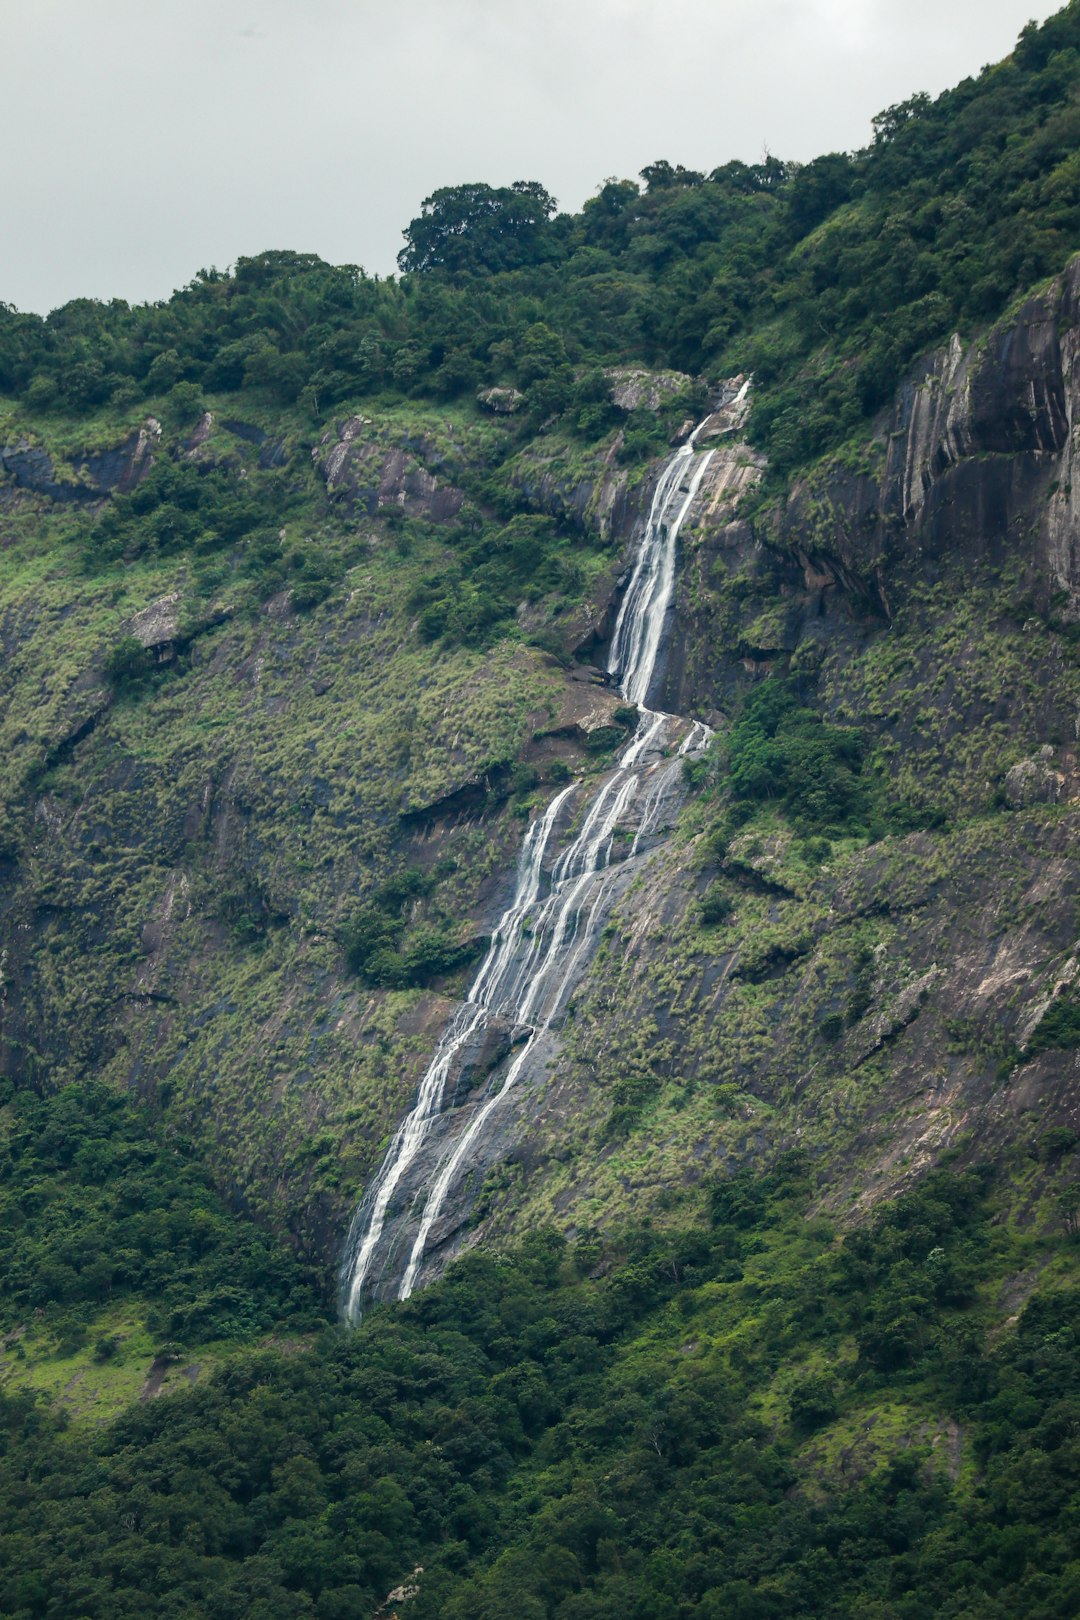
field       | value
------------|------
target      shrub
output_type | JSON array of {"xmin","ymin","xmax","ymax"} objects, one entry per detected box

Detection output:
[
  {"xmin": 699, "ymin": 883, "xmax": 734, "ymax": 927},
  {"xmin": 725, "ymin": 679, "xmax": 868, "ymax": 833},
  {"xmin": 585, "ymin": 726, "xmax": 624, "ymax": 754},
  {"xmin": 166, "ymin": 381, "xmax": 205, "ymax": 426},
  {"xmin": 788, "ymin": 1376, "xmax": 838, "ymax": 1432},
  {"xmin": 819, "ymin": 1012, "xmax": 845, "ymax": 1044},
  {"xmin": 103, "ymin": 636, "xmax": 153, "ymax": 689},
  {"xmin": 1027, "ymin": 991, "xmax": 1080, "ymax": 1055}
]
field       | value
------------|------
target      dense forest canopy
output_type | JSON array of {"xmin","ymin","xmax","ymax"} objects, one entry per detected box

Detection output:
[
  {"xmin": 4, "ymin": 3, "xmax": 1080, "ymax": 476},
  {"xmin": 2, "ymin": 1136, "xmax": 1079, "ymax": 1619}
]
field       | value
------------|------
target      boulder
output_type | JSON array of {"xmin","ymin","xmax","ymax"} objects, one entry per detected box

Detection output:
[
  {"xmin": 130, "ymin": 592, "xmax": 181, "ymax": 657},
  {"xmin": 605, "ymin": 366, "xmax": 694, "ymax": 413},
  {"xmin": 1005, "ymin": 747, "xmax": 1066, "ymax": 808},
  {"xmin": 477, "ymin": 386, "xmax": 525, "ymax": 415}
]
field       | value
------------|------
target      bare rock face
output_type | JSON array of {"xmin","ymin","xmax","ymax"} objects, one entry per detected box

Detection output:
[
  {"xmin": 507, "ymin": 432, "xmax": 639, "ymax": 543},
  {"xmin": 693, "ymin": 375, "xmax": 753, "ymax": 442},
  {"xmin": 130, "ymin": 592, "xmax": 182, "ymax": 655},
  {"xmin": 316, "ymin": 417, "xmax": 464, "ymax": 522},
  {"xmin": 183, "ymin": 412, "xmax": 217, "ymax": 462},
  {"xmin": 1005, "ymin": 747, "xmax": 1067, "ymax": 808},
  {"xmin": 477, "ymin": 386, "xmax": 524, "ymax": 415},
  {"xmin": 774, "ymin": 255, "xmax": 1080, "ymax": 616},
  {"xmin": 533, "ymin": 681, "xmax": 622, "ymax": 745},
  {"xmin": 605, "ymin": 365, "xmax": 694, "ymax": 413},
  {"xmin": 0, "ymin": 418, "xmax": 159, "ymax": 505}
]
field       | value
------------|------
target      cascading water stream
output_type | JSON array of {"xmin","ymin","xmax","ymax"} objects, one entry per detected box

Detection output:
[{"xmin": 341, "ymin": 421, "xmax": 719, "ymax": 1321}]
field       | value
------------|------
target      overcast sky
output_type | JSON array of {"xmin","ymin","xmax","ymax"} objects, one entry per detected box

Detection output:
[{"xmin": 1, "ymin": 0, "xmax": 1059, "ymax": 315}]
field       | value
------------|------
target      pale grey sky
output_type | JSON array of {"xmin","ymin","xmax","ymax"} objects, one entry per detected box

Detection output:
[{"xmin": 0, "ymin": 0, "xmax": 1059, "ymax": 314}]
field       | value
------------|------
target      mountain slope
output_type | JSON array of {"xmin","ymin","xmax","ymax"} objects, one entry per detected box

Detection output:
[{"xmin": 0, "ymin": 6, "xmax": 1079, "ymax": 1617}]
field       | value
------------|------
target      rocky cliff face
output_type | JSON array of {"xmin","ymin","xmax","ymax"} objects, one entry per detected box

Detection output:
[
  {"xmin": 1, "ymin": 283, "xmax": 1077, "ymax": 1287},
  {"xmin": 0, "ymin": 420, "xmax": 160, "ymax": 506},
  {"xmin": 452, "ymin": 267, "xmax": 1080, "ymax": 1263},
  {"xmin": 782, "ymin": 259, "xmax": 1080, "ymax": 610}
]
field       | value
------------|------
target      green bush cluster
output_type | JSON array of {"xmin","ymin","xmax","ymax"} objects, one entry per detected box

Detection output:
[
  {"xmin": 82, "ymin": 456, "xmax": 343, "ymax": 609},
  {"xmin": 4, "ymin": 7, "xmax": 1080, "ymax": 481},
  {"xmin": 724, "ymin": 679, "xmax": 869, "ymax": 833},
  {"xmin": 0, "ymin": 1081, "xmax": 319, "ymax": 1338},
  {"xmin": 101, "ymin": 636, "xmax": 154, "ymax": 690},
  {"xmin": 0, "ymin": 1160, "xmax": 1077, "ymax": 1617},
  {"xmin": 342, "ymin": 867, "xmax": 482, "ymax": 989},
  {"xmin": 407, "ymin": 512, "xmax": 575, "ymax": 648},
  {"xmin": 1027, "ymin": 990, "xmax": 1080, "ymax": 1055}
]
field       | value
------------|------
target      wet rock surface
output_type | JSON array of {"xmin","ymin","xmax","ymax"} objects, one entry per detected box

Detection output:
[{"xmin": 0, "ymin": 419, "xmax": 159, "ymax": 504}]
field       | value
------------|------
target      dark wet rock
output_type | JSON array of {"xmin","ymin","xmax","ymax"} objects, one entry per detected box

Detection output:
[
  {"xmin": 399, "ymin": 764, "xmax": 515, "ymax": 827},
  {"xmin": 774, "ymin": 260, "xmax": 1080, "ymax": 614},
  {"xmin": 259, "ymin": 437, "xmax": 289, "ymax": 469},
  {"xmin": 0, "ymin": 420, "xmax": 159, "ymax": 504},
  {"xmin": 449, "ymin": 1016, "xmax": 518, "ymax": 1105},
  {"xmin": 221, "ymin": 419, "xmax": 266, "ymax": 446}
]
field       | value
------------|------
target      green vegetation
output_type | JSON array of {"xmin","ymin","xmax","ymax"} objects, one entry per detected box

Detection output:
[
  {"xmin": 0, "ymin": 1080, "xmax": 321, "ymax": 1341},
  {"xmin": 102, "ymin": 635, "xmax": 154, "ymax": 690},
  {"xmin": 1028, "ymin": 989, "xmax": 1080, "ymax": 1055},
  {"xmin": 686, "ymin": 677, "xmax": 931, "ymax": 845},
  {"xmin": 409, "ymin": 512, "xmax": 577, "ymax": 648},
  {"xmin": 0, "ymin": 1160, "xmax": 1077, "ymax": 1618},
  {"xmin": 722, "ymin": 679, "xmax": 869, "ymax": 833},
  {"xmin": 84, "ymin": 452, "xmax": 347, "ymax": 611},
  {"xmin": 4, "ymin": 8, "xmax": 1080, "ymax": 482},
  {"xmin": 342, "ymin": 867, "xmax": 485, "ymax": 990},
  {"xmin": 0, "ymin": 7, "xmax": 1079, "ymax": 1615}
]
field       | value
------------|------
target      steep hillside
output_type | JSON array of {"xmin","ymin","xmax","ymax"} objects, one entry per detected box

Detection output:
[
  {"xmin": 0, "ymin": 6, "xmax": 1079, "ymax": 1617},
  {"xmin": 481, "ymin": 254, "xmax": 1080, "ymax": 1258}
]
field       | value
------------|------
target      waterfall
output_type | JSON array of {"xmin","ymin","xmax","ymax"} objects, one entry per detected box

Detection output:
[{"xmin": 341, "ymin": 421, "xmax": 718, "ymax": 1321}]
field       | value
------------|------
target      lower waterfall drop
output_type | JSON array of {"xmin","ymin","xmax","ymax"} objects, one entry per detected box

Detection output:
[{"xmin": 341, "ymin": 417, "xmax": 720, "ymax": 1321}]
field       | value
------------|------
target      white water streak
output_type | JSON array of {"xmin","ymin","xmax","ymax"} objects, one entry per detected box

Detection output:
[
  {"xmin": 342, "ymin": 419, "xmax": 718, "ymax": 1318},
  {"xmin": 609, "ymin": 447, "xmax": 715, "ymax": 708}
]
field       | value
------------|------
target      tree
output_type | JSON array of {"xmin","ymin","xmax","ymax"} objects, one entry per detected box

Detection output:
[
  {"xmin": 398, "ymin": 181, "xmax": 558, "ymax": 276},
  {"xmin": 871, "ymin": 92, "xmax": 932, "ymax": 145},
  {"xmin": 785, "ymin": 152, "xmax": 855, "ymax": 238},
  {"xmin": 639, "ymin": 159, "xmax": 704, "ymax": 191}
]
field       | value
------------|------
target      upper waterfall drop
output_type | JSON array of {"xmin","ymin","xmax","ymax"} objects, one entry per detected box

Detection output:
[
  {"xmin": 340, "ymin": 415, "xmax": 721, "ymax": 1322},
  {"xmin": 608, "ymin": 438, "xmax": 715, "ymax": 707}
]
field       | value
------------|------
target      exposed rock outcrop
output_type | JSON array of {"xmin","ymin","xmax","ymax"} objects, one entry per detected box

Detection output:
[
  {"xmin": 316, "ymin": 416, "xmax": 464, "ymax": 522},
  {"xmin": 1005, "ymin": 747, "xmax": 1068, "ymax": 808},
  {"xmin": 0, "ymin": 419, "xmax": 159, "ymax": 504},
  {"xmin": 130, "ymin": 593, "xmax": 182, "ymax": 657},
  {"xmin": 775, "ymin": 258, "xmax": 1080, "ymax": 614},
  {"xmin": 605, "ymin": 366, "xmax": 694, "ymax": 413},
  {"xmin": 477, "ymin": 386, "xmax": 524, "ymax": 415}
]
